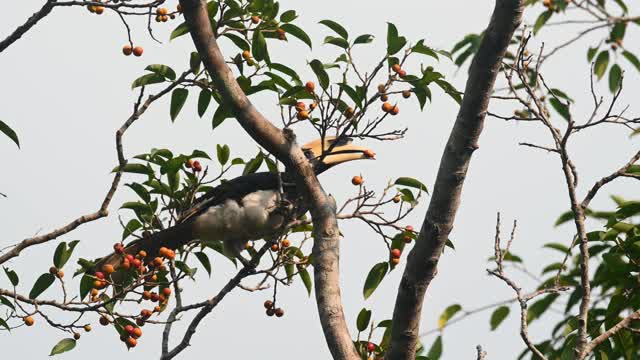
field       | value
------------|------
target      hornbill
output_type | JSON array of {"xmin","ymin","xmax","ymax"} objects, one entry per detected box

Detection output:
[{"xmin": 95, "ymin": 137, "xmax": 375, "ymax": 271}]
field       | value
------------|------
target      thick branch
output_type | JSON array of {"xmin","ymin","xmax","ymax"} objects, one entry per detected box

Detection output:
[
  {"xmin": 0, "ymin": 0, "xmax": 56, "ymax": 53},
  {"xmin": 385, "ymin": 1, "xmax": 524, "ymax": 359},
  {"xmin": 583, "ymin": 310, "xmax": 640, "ymax": 356},
  {"xmin": 178, "ymin": 1, "xmax": 358, "ymax": 358}
]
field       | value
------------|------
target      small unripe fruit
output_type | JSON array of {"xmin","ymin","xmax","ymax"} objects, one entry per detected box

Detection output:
[
  {"xmin": 344, "ymin": 107, "xmax": 355, "ymax": 119},
  {"xmin": 95, "ymin": 272, "xmax": 105, "ymax": 280},
  {"xmin": 150, "ymin": 292, "xmax": 160, "ymax": 302},
  {"xmin": 405, "ymin": 225, "xmax": 414, "ymax": 232},
  {"xmin": 404, "ymin": 235, "xmax": 412, "ymax": 244},
  {"xmin": 114, "ymin": 243, "xmax": 124, "ymax": 254},
  {"xmin": 271, "ymin": 243, "xmax": 279, "ymax": 252},
  {"xmin": 142, "ymin": 291, "xmax": 151, "ymax": 300},
  {"xmin": 309, "ymin": 102, "xmax": 317, "ymax": 110},
  {"xmin": 74, "ymin": 332, "xmax": 81, "ymax": 340},
  {"xmin": 159, "ymin": 294, "xmax": 167, "ymax": 303},
  {"xmin": 49, "ymin": 266, "xmax": 58, "ymax": 274},
  {"xmin": 295, "ymin": 101, "xmax": 306, "ymax": 111},
  {"xmin": 159, "ymin": 247, "xmax": 170, "ymax": 257},
  {"xmin": 393, "ymin": 195, "xmax": 401, "ymax": 203},
  {"xmin": 126, "ymin": 337, "xmax": 137, "ymax": 348},
  {"xmin": 390, "ymin": 105, "xmax": 400, "ymax": 116},
  {"xmin": 156, "ymin": 7, "xmax": 168, "ymax": 15},
  {"xmin": 23, "ymin": 316, "xmax": 34, "ymax": 326},
  {"xmin": 367, "ymin": 342, "xmax": 376, "ymax": 352},
  {"xmin": 170, "ymin": 14, "xmax": 175, "ymax": 20},
  {"xmin": 282, "ymin": 239, "xmax": 291, "ymax": 248},
  {"xmin": 363, "ymin": 149, "xmax": 376, "ymax": 159},
  {"xmin": 242, "ymin": 50, "xmax": 251, "ymax": 59},
  {"xmin": 264, "ymin": 300, "xmax": 274, "ymax": 309},
  {"xmin": 165, "ymin": 250, "xmax": 176, "ymax": 260},
  {"xmin": 153, "ymin": 257, "xmax": 163, "ymax": 267},
  {"xmin": 154, "ymin": 305, "xmax": 162, "ymax": 313},
  {"xmin": 136, "ymin": 318, "xmax": 146, "ymax": 327},
  {"xmin": 177, "ymin": 4, "xmax": 183, "ymax": 12},
  {"xmin": 391, "ymin": 257, "xmax": 401, "ymax": 265},
  {"xmin": 275, "ymin": 308, "xmax": 284, "ymax": 317},
  {"xmin": 246, "ymin": 59, "xmax": 255, "ymax": 66},
  {"xmin": 162, "ymin": 287, "xmax": 172, "ymax": 297},
  {"xmin": 296, "ymin": 110, "xmax": 310, "ymax": 120},
  {"xmin": 99, "ymin": 316, "xmax": 110, "ymax": 326},
  {"xmin": 391, "ymin": 64, "xmax": 402, "ymax": 73},
  {"xmin": 193, "ymin": 161, "xmax": 203, "ymax": 172},
  {"xmin": 305, "ymin": 81, "xmax": 315, "ymax": 93},
  {"xmin": 138, "ymin": 250, "xmax": 147, "ymax": 258},
  {"xmin": 93, "ymin": 280, "xmax": 104, "ymax": 289},
  {"xmin": 140, "ymin": 309, "xmax": 152, "ymax": 318},
  {"xmin": 95, "ymin": 6, "xmax": 104, "ymax": 14},
  {"xmin": 276, "ymin": 28, "xmax": 286, "ymax": 40},
  {"xmin": 132, "ymin": 327, "xmax": 142, "ymax": 339},
  {"xmin": 251, "ymin": 15, "xmax": 260, "ymax": 24},
  {"xmin": 245, "ymin": 241, "xmax": 253, "ymax": 250},
  {"xmin": 124, "ymin": 325, "xmax": 134, "ymax": 334},
  {"xmin": 121, "ymin": 259, "xmax": 131, "ymax": 270},
  {"xmin": 102, "ymin": 264, "xmax": 115, "ymax": 274},
  {"xmin": 132, "ymin": 258, "xmax": 142, "ymax": 268},
  {"xmin": 57, "ymin": 270, "xmax": 64, "ymax": 278},
  {"xmin": 155, "ymin": 15, "xmax": 162, "ymax": 23},
  {"xmin": 84, "ymin": 325, "xmax": 92, "ymax": 332},
  {"xmin": 380, "ymin": 94, "xmax": 389, "ymax": 102},
  {"xmin": 266, "ymin": 308, "xmax": 275, "ymax": 317},
  {"xmin": 122, "ymin": 44, "xmax": 133, "ymax": 56},
  {"xmin": 126, "ymin": 254, "xmax": 135, "ymax": 263},
  {"xmin": 91, "ymin": 288, "xmax": 100, "ymax": 297},
  {"xmin": 398, "ymin": 69, "xmax": 407, "ymax": 78},
  {"xmin": 382, "ymin": 102, "xmax": 394, "ymax": 113},
  {"xmin": 351, "ymin": 175, "xmax": 364, "ymax": 186},
  {"xmin": 391, "ymin": 249, "xmax": 401, "ymax": 258},
  {"xmin": 377, "ymin": 84, "xmax": 386, "ymax": 94},
  {"xmin": 402, "ymin": 90, "xmax": 412, "ymax": 99},
  {"xmin": 132, "ymin": 46, "xmax": 144, "ymax": 57}
]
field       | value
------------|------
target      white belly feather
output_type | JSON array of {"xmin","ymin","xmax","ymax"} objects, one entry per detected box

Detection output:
[{"xmin": 192, "ymin": 190, "xmax": 283, "ymax": 255}]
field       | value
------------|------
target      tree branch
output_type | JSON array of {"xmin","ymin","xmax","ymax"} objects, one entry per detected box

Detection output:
[
  {"xmin": 385, "ymin": 1, "xmax": 524, "ymax": 359},
  {"xmin": 178, "ymin": 1, "xmax": 359, "ymax": 358},
  {"xmin": 0, "ymin": 0, "xmax": 56, "ymax": 53}
]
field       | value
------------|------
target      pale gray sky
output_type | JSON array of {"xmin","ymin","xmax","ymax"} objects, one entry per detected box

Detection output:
[{"xmin": 1, "ymin": 1, "xmax": 638, "ymax": 359}]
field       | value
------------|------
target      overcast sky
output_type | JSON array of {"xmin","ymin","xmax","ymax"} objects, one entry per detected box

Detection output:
[{"xmin": 1, "ymin": 1, "xmax": 639, "ymax": 359}]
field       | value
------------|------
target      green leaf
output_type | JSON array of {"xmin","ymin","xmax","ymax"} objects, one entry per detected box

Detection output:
[
  {"xmin": 243, "ymin": 154, "xmax": 263, "ymax": 175},
  {"xmin": 438, "ymin": 304, "xmax": 462, "ymax": 330},
  {"xmin": 50, "ymin": 338, "xmax": 76, "ymax": 356},
  {"xmin": 170, "ymin": 88, "xmax": 189, "ymax": 122},
  {"xmin": 194, "ymin": 252, "xmax": 212, "ymax": 277},
  {"xmin": 527, "ymin": 294, "xmax": 559, "ymax": 323},
  {"xmin": 549, "ymin": 98, "xmax": 571, "ymax": 121},
  {"xmin": 79, "ymin": 274, "xmax": 93, "ymax": 300},
  {"xmin": 353, "ymin": 34, "xmax": 374, "ymax": 45},
  {"xmin": 544, "ymin": 243, "xmax": 569, "ymax": 253},
  {"xmin": 53, "ymin": 242, "xmax": 66, "ymax": 269},
  {"xmin": 587, "ymin": 47, "xmax": 598, "ymax": 62},
  {"xmin": 427, "ymin": 336, "xmax": 443, "ymax": 360},
  {"xmin": 594, "ymin": 51, "xmax": 610, "ymax": 80},
  {"xmin": 190, "ymin": 51, "xmax": 201, "ymax": 73},
  {"xmin": 280, "ymin": 24, "xmax": 312, "ymax": 49},
  {"xmin": 198, "ymin": 89, "xmax": 212, "ymax": 117},
  {"xmin": 356, "ymin": 308, "xmax": 372, "ymax": 332},
  {"xmin": 490, "ymin": 306, "xmax": 510, "ymax": 330},
  {"xmin": 622, "ymin": 51, "xmax": 640, "ymax": 72},
  {"xmin": 145, "ymin": 64, "xmax": 176, "ymax": 80},
  {"xmin": 386, "ymin": 23, "xmax": 407, "ymax": 55},
  {"xmin": 533, "ymin": 10, "xmax": 552, "ymax": 34},
  {"xmin": 217, "ymin": 144, "xmax": 230, "ymax": 165},
  {"xmin": 0, "ymin": 120, "xmax": 19, "ymax": 148},
  {"xmin": 0, "ymin": 295, "xmax": 15, "ymax": 310},
  {"xmin": 252, "ymin": 30, "xmax": 269, "ymax": 63},
  {"xmin": 319, "ymin": 19, "xmax": 348, "ymax": 39},
  {"xmin": 222, "ymin": 33, "xmax": 250, "ymax": 51},
  {"xmin": 0, "ymin": 318, "xmax": 9, "ymax": 331},
  {"xmin": 412, "ymin": 40, "xmax": 439, "ymax": 60},
  {"xmin": 324, "ymin": 36, "xmax": 349, "ymax": 49},
  {"xmin": 339, "ymin": 83, "xmax": 362, "ymax": 109},
  {"xmin": 112, "ymin": 163, "xmax": 152, "ymax": 175},
  {"xmin": 609, "ymin": 64, "xmax": 622, "ymax": 93},
  {"xmin": 394, "ymin": 177, "xmax": 429, "ymax": 193},
  {"xmin": 29, "ymin": 273, "xmax": 55, "ymax": 299},
  {"xmin": 309, "ymin": 59, "xmax": 330, "ymax": 90},
  {"xmin": 4, "ymin": 267, "xmax": 18, "ymax": 286},
  {"xmin": 298, "ymin": 266, "xmax": 312, "ymax": 296},
  {"xmin": 170, "ymin": 22, "xmax": 190, "ymax": 40},
  {"xmin": 363, "ymin": 262, "xmax": 388, "ymax": 299},
  {"xmin": 122, "ymin": 219, "xmax": 143, "ymax": 240},
  {"xmin": 131, "ymin": 73, "xmax": 165, "ymax": 89},
  {"xmin": 280, "ymin": 10, "xmax": 297, "ymax": 22}
]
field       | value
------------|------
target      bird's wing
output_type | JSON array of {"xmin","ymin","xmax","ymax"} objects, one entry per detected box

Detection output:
[{"xmin": 179, "ymin": 172, "xmax": 281, "ymax": 222}]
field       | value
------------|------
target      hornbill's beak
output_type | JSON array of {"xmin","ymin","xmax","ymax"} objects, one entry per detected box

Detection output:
[{"xmin": 302, "ymin": 137, "xmax": 375, "ymax": 174}]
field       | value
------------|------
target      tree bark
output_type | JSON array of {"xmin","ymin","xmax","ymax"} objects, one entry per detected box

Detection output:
[
  {"xmin": 385, "ymin": 1, "xmax": 524, "ymax": 359},
  {"xmin": 179, "ymin": 1, "xmax": 359, "ymax": 359},
  {"xmin": 0, "ymin": 0, "xmax": 56, "ymax": 53}
]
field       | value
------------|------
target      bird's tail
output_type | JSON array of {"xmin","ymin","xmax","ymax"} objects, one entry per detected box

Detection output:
[{"xmin": 94, "ymin": 221, "xmax": 195, "ymax": 272}]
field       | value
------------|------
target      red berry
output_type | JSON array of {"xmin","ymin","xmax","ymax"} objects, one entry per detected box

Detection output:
[
  {"xmin": 367, "ymin": 342, "xmax": 376, "ymax": 352},
  {"xmin": 391, "ymin": 249, "xmax": 401, "ymax": 258},
  {"xmin": 124, "ymin": 325, "xmax": 134, "ymax": 334},
  {"xmin": 132, "ymin": 46, "xmax": 144, "ymax": 57}
]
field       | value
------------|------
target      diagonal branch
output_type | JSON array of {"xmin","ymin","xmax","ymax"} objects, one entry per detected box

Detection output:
[
  {"xmin": 0, "ymin": 0, "xmax": 56, "ymax": 53},
  {"xmin": 385, "ymin": 1, "xmax": 525, "ymax": 359},
  {"xmin": 178, "ymin": 1, "xmax": 359, "ymax": 358}
]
